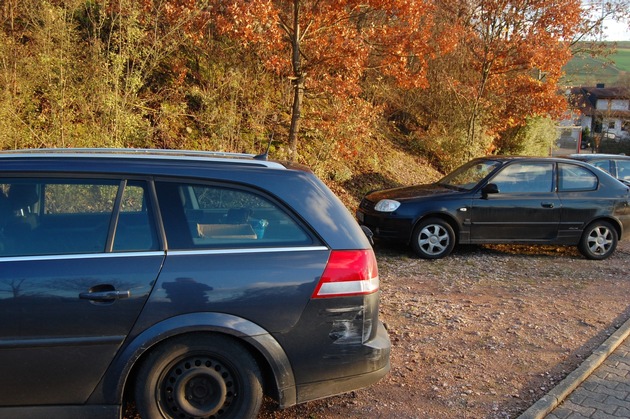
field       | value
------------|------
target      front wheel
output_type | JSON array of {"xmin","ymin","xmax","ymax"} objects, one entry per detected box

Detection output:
[
  {"xmin": 135, "ymin": 334, "xmax": 263, "ymax": 419},
  {"xmin": 578, "ymin": 220, "xmax": 618, "ymax": 260},
  {"xmin": 411, "ymin": 218, "xmax": 455, "ymax": 259}
]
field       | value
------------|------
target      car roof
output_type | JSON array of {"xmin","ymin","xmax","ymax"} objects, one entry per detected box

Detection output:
[
  {"xmin": 0, "ymin": 148, "xmax": 290, "ymax": 169},
  {"xmin": 565, "ymin": 153, "xmax": 630, "ymax": 161},
  {"xmin": 471, "ymin": 155, "xmax": 581, "ymax": 164},
  {"xmin": 466, "ymin": 155, "xmax": 625, "ymax": 178}
]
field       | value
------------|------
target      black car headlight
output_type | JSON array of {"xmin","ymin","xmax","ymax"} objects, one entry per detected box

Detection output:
[{"xmin": 374, "ymin": 199, "xmax": 400, "ymax": 212}]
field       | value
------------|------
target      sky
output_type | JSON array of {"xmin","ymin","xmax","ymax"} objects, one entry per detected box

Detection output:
[
  {"xmin": 582, "ymin": 0, "xmax": 630, "ymax": 41},
  {"xmin": 601, "ymin": 18, "xmax": 630, "ymax": 41}
]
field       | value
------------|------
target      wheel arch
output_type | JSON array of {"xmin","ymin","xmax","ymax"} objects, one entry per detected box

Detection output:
[
  {"xmin": 585, "ymin": 216, "xmax": 623, "ymax": 240},
  {"xmin": 88, "ymin": 312, "xmax": 296, "ymax": 410},
  {"xmin": 409, "ymin": 212, "xmax": 461, "ymax": 245},
  {"xmin": 579, "ymin": 217, "xmax": 622, "ymax": 260}
]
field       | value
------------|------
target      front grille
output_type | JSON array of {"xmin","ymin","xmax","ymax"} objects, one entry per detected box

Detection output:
[{"xmin": 359, "ymin": 199, "xmax": 375, "ymax": 211}]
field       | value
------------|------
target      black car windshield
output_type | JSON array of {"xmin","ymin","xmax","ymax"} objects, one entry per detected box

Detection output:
[{"xmin": 438, "ymin": 159, "xmax": 502, "ymax": 191}]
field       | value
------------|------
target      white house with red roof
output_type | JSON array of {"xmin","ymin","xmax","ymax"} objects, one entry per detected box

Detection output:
[{"xmin": 570, "ymin": 84, "xmax": 630, "ymax": 141}]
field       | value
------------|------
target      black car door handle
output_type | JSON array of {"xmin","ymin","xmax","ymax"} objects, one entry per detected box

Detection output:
[
  {"xmin": 80, "ymin": 290, "xmax": 131, "ymax": 301},
  {"xmin": 541, "ymin": 202, "xmax": 554, "ymax": 208}
]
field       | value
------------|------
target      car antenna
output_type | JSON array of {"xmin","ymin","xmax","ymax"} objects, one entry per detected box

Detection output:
[{"xmin": 254, "ymin": 132, "xmax": 273, "ymax": 161}]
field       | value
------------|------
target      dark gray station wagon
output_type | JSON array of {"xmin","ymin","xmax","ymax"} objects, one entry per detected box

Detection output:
[{"xmin": 0, "ymin": 149, "xmax": 390, "ymax": 419}]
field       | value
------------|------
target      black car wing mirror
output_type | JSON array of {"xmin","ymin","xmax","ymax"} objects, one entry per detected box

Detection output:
[
  {"xmin": 481, "ymin": 183, "xmax": 499, "ymax": 198},
  {"xmin": 360, "ymin": 225, "xmax": 375, "ymax": 246}
]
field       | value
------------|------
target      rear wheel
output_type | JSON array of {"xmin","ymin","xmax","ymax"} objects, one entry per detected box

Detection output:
[
  {"xmin": 411, "ymin": 218, "xmax": 455, "ymax": 259},
  {"xmin": 578, "ymin": 220, "xmax": 618, "ymax": 260},
  {"xmin": 135, "ymin": 334, "xmax": 263, "ymax": 419}
]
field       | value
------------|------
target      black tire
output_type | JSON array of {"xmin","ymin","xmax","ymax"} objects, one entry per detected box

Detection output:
[
  {"xmin": 578, "ymin": 220, "xmax": 618, "ymax": 260},
  {"xmin": 135, "ymin": 334, "xmax": 263, "ymax": 419},
  {"xmin": 411, "ymin": 218, "xmax": 455, "ymax": 259}
]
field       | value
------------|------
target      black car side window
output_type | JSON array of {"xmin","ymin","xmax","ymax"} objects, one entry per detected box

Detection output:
[
  {"xmin": 558, "ymin": 164, "xmax": 598, "ymax": 191},
  {"xmin": 155, "ymin": 181, "xmax": 312, "ymax": 249},
  {"xmin": 490, "ymin": 162, "xmax": 553, "ymax": 193}
]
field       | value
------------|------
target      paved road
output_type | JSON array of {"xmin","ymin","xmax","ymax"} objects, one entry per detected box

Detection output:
[
  {"xmin": 519, "ymin": 316, "xmax": 630, "ymax": 419},
  {"xmin": 546, "ymin": 337, "xmax": 630, "ymax": 419}
]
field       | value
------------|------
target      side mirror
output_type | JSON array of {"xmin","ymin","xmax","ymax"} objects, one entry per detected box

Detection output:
[
  {"xmin": 482, "ymin": 183, "xmax": 499, "ymax": 197},
  {"xmin": 360, "ymin": 225, "xmax": 375, "ymax": 246}
]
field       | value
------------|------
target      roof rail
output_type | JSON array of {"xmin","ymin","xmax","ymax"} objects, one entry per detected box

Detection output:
[
  {"xmin": 2, "ymin": 148, "xmax": 257, "ymax": 158},
  {"xmin": 0, "ymin": 148, "xmax": 286, "ymax": 169}
]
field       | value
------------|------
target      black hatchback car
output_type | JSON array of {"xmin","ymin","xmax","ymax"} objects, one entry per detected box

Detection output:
[
  {"xmin": 0, "ymin": 149, "xmax": 389, "ymax": 419},
  {"xmin": 357, "ymin": 156, "xmax": 630, "ymax": 260}
]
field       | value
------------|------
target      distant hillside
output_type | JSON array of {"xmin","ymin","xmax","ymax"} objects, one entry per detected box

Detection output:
[{"xmin": 562, "ymin": 41, "xmax": 630, "ymax": 86}]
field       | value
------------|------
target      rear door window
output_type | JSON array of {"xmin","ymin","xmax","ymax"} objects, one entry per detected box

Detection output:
[
  {"xmin": 558, "ymin": 164, "xmax": 598, "ymax": 191},
  {"xmin": 112, "ymin": 181, "xmax": 160, "ymax": 252},
  {"xmin": 155, "ymin": 181, "xmax": 312, "ymax": 249},
  {"xmin": 0, "ymin": 178, "xmax": 158, "ymax": 256}
]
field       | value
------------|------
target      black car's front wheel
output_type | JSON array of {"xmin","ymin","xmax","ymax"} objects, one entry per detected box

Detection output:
[
  {"xmin": 578, "ymin": 220, "xmax": 618, "ymax": 260},
  {"xmin": 135, "ymin": 334, "xmax": 263, "ymax": 419},
  {"xmin": 411, "ymin": 218, "xmax": 455, "ymax": 259}
]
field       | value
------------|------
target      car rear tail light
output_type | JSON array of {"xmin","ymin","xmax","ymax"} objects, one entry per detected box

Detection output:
[{"xmin": 312, "ymin": 250, "xmax": 379, "ymax": 298}]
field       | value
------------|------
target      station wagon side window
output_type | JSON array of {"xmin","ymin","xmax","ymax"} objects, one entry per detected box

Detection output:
[
  {"xmin": 614, "ymin": 160, "xmax": 630, "ymax": 182},
  {"xmin": 112, "ymin": 181, "xmax": 160, "ymax": 252},
  {"xmin": 0, "ymin": 178, "xmax": 157, "ymax": 257},
  {"xmin": 155, "ymin": 181, "xmax": 312, "ymax": 249},
  {"xmin": 0, "ymin": 179, "xmax": 116, "ymax": 257},
  {"xmin": 489, "ymin": 162, "xmax": 553, "ymax": 193},
  {"xmin": 590, "ymin": 160, "xmax": 611, "ymax": 174},
  {"xmin": 558, "ymin": 164, "xmax": 598, "ymax": 191}
]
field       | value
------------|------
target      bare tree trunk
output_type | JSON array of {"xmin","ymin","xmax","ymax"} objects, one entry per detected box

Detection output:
[
  {"xmin": 287, "ymin": 0, "xmax": 303, "ymax": 161},
  {"xmin": 466, "ymin": 57, "xmax": 492, "ymax": 159}
]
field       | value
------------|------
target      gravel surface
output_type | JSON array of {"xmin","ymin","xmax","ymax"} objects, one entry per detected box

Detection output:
[{"xmin": 260, "ymin": 240, "xmax": 630, "ymax": 418}]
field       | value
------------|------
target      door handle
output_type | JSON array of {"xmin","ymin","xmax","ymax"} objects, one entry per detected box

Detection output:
[
  {"xmin": 80, "ymin": 290, "xmax": 131, "ymax": 301},
  {"xmin": 80, "ymin": 284, "xmax": 131, "ymax": 302},
  {"xmin": 541, "ymin": 202, "xmax": 554, "ymax": 208}
]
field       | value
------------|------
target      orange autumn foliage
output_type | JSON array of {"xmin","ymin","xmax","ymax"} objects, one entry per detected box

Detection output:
[
  {"xmin": 133, "ymin": 0, "xmax": 587, "ymax": 163},
  {"xmin": 210, "ymin": 0, "xmax": 438, "ymax": 95},
  {"xmin": 434, "ymin": 0, "xmax": 582, "ymax": 141}
]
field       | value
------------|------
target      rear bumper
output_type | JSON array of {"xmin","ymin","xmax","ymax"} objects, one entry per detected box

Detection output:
[{"xmin": 295, "ymin": 320, "xmax": 391, "ymax": 404}]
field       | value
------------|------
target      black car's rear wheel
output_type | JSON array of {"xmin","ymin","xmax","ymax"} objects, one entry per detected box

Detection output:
[
  {"xmin": 411, "ymin": 218, "xmax": 455, "ymax": 259},
  {"xmin": 135, "ymin": 334, "xmax": 263, "ymax": 419},
  {"xmin": 578, "ymin": 220, "xmax": 618, "ymax": 260}
]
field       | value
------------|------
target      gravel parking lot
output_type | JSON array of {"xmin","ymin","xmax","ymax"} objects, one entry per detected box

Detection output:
[{"xmin": 261, "ymin": 240, "xmax": 630, "ymax": 418}]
